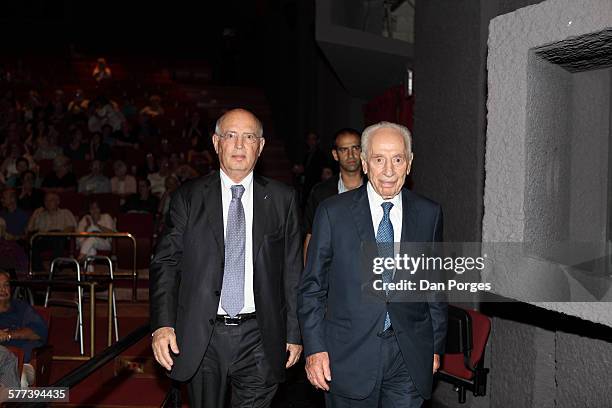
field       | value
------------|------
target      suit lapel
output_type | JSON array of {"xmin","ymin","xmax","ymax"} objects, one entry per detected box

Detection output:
[
  {"xmin": 400, "ymin": 188, "xmax": 419, "ymax": 243},
  {"xmin": 252, "ymin": 174, "xmax": 270, "ymax": 261},
  {"xmin": 203, "ymin": 173, "xmax": 224, "ymax": 253},
  {"xmin": 350, "ymin": 185, "xmax": 375, "ymax": 243}
]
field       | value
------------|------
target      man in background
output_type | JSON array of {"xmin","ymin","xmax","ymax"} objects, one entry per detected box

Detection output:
[{"xmin": 303, "ymin": 128, "xmax": 363, "ymax": 260}]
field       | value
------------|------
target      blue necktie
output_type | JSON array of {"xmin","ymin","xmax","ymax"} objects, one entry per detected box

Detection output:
[
  {"xmin": 220, "ymin": 185, "xmax": 246, "ymax": 317},
  {"xmin": 376, "ymin": 202, "xmax": 394, "ymax": 331}
]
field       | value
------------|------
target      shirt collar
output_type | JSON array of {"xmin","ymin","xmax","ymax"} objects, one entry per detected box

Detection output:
[
  {"xmin": 219, "ymin": 169, "xmax": 254, "ymax": 191},
  {"xmin": 367, "ymin": 181, "xmax": 402, "ymax": 209}
]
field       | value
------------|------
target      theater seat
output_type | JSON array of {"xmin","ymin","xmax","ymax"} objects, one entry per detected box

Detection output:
[
  {"xmin": 6, "ymin": 306, "xmax": 53, "ymax": 387},
  {"xmin": 436, "ymin": 305, "xmax": 491, "ymax": 403}
]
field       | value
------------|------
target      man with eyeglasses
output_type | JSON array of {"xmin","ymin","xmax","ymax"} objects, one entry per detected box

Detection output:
[
  {"xmin": 303, "ymin": 128, "xmax": 364, "ymax": 261},
  {"xmin": 150, "ymin": 108, "xmax": 303, "ymax": 408}
]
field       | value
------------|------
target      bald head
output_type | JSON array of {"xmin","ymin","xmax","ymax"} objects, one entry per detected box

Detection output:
[
  {"xmin": 215, "ymin": 109, "xmax": 263, "ymax": 138},
  {"xmin": 212, "ymin": 108, "xmax": 265, "ymax": 183}
]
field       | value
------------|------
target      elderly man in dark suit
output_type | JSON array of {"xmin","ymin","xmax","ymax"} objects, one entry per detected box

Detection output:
[
  {"xmin": 298, "ymin": 121, "xmax": 447, "ymax": 407},
  {"xmin": 150, "ymin": 108, "xmax": 303, "ymax": 408}
]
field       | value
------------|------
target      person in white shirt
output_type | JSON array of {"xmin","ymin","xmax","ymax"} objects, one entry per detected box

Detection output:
[{"xmin": 76, "ymin": 199, "xmax": 116, "ymax": 262}]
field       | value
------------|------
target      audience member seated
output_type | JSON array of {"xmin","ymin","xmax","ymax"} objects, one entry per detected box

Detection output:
[
  {"xmin": 33, "ymin": 133, "xmax": 62, "ymax": 161},
  {"xmin": 0, "ymin": 271, "xmax": 49, "ymax": 386},
  {"xmin": 26, "ymin": 192, "xmax": 76, "ymax": 272},
  {"xmin": 121, "ymin": 179, "xmax": 159, "ymax": 214},
  {"xmin": 0, "ymin": 345, "xmax": 20, "ymax": 389},
  {"xmin": 78, "ymin": 160, "xmax": 111, "ymax": 194},
  {"xmin": 87, "ymin": 131, "xmax": 111, "ymax": 162},
  {"xmin": 76, "ymin": 199, "xmax": 116, "ymax": 262},
  {"xmin": 4, "ymin": 157, "xmax": 29, "ymax": 188},
  {"xmin": 41, "ymin": 155, "xmax": 77, "ymax": 193},
  {"xmin": 62, "ymin": 128, "xmax": 87, "ymax": 161},
  {"xmin": 0, "ymin": 145, "xmax": 23, "ymax": 183},
  {"xmin": 92, "ymin": 58, "xmax": 112, "ymax": 82},
  {"xmin": 17, "ymin": 171, "xmax": 44, "ymax": 212},
  {"xmin": 157, "ymin": 175, "xmax": 180, "ymax": 219},
  {"xmin": 140, "ymin": 95, "xmax": 164, "ymax": 118},
  {"xmin": 88, "ymin": 97, "xmax": 123, "ymax": 133},
  {"xmin": 0, "ymin": 218, "xmax": 28, "ymax": 276},
  {"xmin": 46, "ymin": 89, "xmax": 66, "ymax": 122},
  {"xmin": 110, "ymin": 160, "xmax": 137, "ymax": 204},
  {"xmin": 137, "ymin": 152, "xmax": 158, "ymax": 179},
  {"xmin": 0, "ymin": 190, "xmax": 28, "ymax": 241},
  {"xmin": 67, "ymin": 89, "xmax": 89, "ymax": 121},
  {"xmin": 147, "ymin": 156, "xmax": 170, "ymax": 197}
]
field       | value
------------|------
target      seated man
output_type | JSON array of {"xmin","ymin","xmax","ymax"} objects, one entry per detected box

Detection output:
[
  {"xmin": 78, "ymin": 160, "xmax": 111, "ymax": 194},
  {"xmin": 0, "ymin": 189, "xmax": 29, "ymax": 241},
  {"xmin": 0, "ymin": 270, "xmax": 48, "ymax": 386},
  {"xmin": 26, "ymin": 192, "xmax": 77, "ymax": 272},
  {"xmin": 121, "ymin": 179, "xmax": 159, "ymax": 215}
]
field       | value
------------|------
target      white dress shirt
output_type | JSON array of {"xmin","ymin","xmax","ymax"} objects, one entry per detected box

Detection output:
[
  {"xmin": 367, "ymin": 181, "xmax": 402, "ymax": 243},
  {"xmin": 218, "ymin": 170, "xmax": 256, "ymax": 314}
]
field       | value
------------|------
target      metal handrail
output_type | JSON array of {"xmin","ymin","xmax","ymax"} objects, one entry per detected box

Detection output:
[
  {"xmin": 10, "ymin": 279, "xmax": 116, "ymax": 359},
  {"xmin": 28, "ymin": 231, "xmax": 139, "ymax": 301}
]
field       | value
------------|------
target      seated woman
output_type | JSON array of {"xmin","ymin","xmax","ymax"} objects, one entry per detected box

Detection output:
[
  {"xmin": 76, "ymin": 199, "xmax": 116, "ymax": 263},
  {"xmin": 0, "ymin": 270, "xmax": 48, "ymax": 386}
]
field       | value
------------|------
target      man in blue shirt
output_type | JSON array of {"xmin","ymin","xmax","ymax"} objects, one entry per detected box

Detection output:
[
  {"xmin": 0, "ymin": 190, "xmax": 29, "ymax": 240},
  {"xmin": 0, "ymin": 271, "xmax": 48, "ymax": 363}
]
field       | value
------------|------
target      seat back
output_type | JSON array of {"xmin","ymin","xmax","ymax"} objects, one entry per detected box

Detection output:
[
  {"xmin": 440, "ymin": 306, "xmax": 491, "ymax": 381},
  {"xmin": 116, "ymin": 213, "xmax": 154, "ymax": 269}
]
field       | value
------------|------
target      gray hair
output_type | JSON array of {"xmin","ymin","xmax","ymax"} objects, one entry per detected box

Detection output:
[
  {"xmin": 360, "ymin": 121, "xmax": 412, "ymax": 160},
  {"xmin": 215, "ymin": 109, "xmax": 264, "ymax": 138}
]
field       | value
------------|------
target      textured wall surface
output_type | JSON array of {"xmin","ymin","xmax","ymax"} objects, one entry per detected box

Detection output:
[
  {"xmin": 555, "ymin": 331, "xmax": 612, "ymax": 407},
  {"xmin": 484, "ymin": 0, "xmax": 612, "ymax": 325}
]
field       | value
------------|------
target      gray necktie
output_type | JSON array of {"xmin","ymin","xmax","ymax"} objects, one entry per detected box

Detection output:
[{"xmin": 220, "ymin": 184, "xmax": 246, "ymax": 317}]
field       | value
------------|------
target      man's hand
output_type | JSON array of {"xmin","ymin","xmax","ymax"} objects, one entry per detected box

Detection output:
[
  {"xmin": 152, "ymin": 327, "xmax": 179, "ymax": 371},
  {"xmin": 305, "ymin": 352, "xmax": 331, "ymax": 391},
  {"xmin": 433, "ymin": 353, "xmax": 440, "ymax": 374},
  {"xmin": 0, "ymin": 329, "xmax": 9, "ymax": 342},
  {"xmin": 286, "ymin": 343, "xmax": 303, "ymax": 368}
]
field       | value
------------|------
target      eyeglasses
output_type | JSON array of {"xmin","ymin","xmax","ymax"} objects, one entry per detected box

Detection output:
[
  {"xmin": 336, "ymin": 145, "xmax": 362, "ymax": 154},
  {"xmin": 218, "ymin": 131, "xmax": 262, "ymax": 144}
]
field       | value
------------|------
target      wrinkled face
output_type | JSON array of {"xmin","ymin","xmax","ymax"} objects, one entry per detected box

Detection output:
[
  {"xmin": 361, "ymin": 128, "xmax": 412, "ymax": 200},
  {"xmin": 0, "ymin": 274, "xmax": 10, "ymax": 302},
  {"xmin": 44, "ymin": 193, "xmax": 60, "ymax": 211},
  {"xmin": 333, "ymin": 133, "xmax": 361, "ymax": 173},
  {"xmin": 212, "ymin": 110, "xmax": 265, "ymax": 181}
]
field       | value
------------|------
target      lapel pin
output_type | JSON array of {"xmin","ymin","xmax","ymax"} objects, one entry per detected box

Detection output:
[{"xmin": 264, "ymin": 194, "xmax": 269, "ymax": 200}]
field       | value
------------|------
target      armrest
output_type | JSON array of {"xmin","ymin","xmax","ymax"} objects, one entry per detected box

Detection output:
[{"xmin": 29, "ymin": 345, "xmax": 53, "ymax": 386}]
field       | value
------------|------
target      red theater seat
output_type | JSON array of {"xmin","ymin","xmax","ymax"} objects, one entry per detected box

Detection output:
[{"xmin": 436, "ymin": 306, "xmax": 491, "ymax": 403}]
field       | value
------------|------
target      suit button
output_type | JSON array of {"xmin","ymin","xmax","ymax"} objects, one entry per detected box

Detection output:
[
  {"xmin": 214, "ymin": 290, "xmax": 221, "ymax": 296},
  {"xmin": 209, "ymin": 318, "xmax": 215, "ymax": 325}
]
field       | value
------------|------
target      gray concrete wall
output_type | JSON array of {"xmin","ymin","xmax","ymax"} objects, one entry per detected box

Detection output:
[{"xmin": 569, "ymin": 68, "xmax": 611, "ymax": 246}]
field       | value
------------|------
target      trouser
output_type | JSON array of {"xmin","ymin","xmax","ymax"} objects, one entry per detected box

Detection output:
[
  {"xmin": 188, "ymin": 318, "xmax": 279, "ymax": 408},
  {"xmin": 325, "ymin": 330, "xmax": 424, "ymax": 408},
  {"xmin": 31, "ymin": 236, "xmax": 67, "ymax": 271}
]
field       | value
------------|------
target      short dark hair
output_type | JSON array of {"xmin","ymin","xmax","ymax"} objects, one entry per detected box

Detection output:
[
  {"xmin": 332, "ymin": 128, "xmax": 361, "ymax": 150},
  {"xmin": 16, "ymin": 157, "xmax": 29, "ymax": 167}
]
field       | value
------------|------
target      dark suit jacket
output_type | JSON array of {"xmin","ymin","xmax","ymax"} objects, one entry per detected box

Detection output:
[
  {"xmin": 150, "ymin": 171, "xmax": 303, "ymax": 382},
  {"xmin": 298, "ymin": 185, "xmax": 447, "ymax": 399},
  {"xmin": 303, "ymin": 175, "xmax": 339, "ymax": 235}
]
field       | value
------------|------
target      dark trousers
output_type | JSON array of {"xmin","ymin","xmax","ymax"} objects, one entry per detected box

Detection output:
[
  {"xmin": 325, "ymin": 332, "xmax": 424, "ymax": 408},
  {"xmin": 31, "ymin": 236, "xmax": 67, "ymax": 271},
  {"xmin": 188, "ymin": 318, "xmax": 279, "ymax": 408}
]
